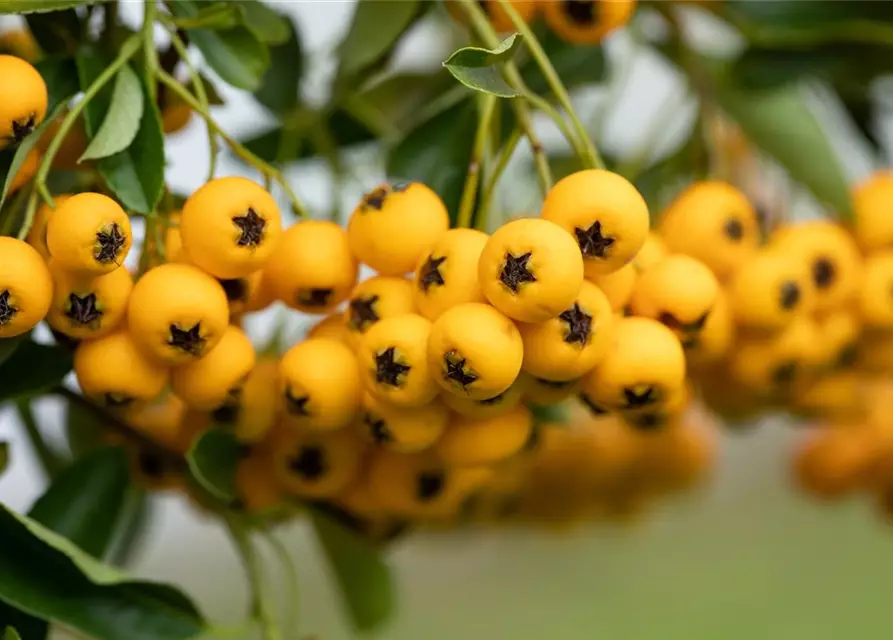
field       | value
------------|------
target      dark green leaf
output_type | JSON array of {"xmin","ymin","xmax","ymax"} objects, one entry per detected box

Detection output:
[
  {"xmin": 0, "ymin": 0, "xmax": 94, "ymax": 14},
  {"xmin": 34, "ymin": 56, "xmax": 80, "ymax": 112},
  {"xmin": 4, "ymin": 627, "xmax": 21, "ymax": 640},
  {"xmin": 79, "ymin": 65, "xmax": 144, "ymax": 162},
  {"xmin": 107, "ymin": 494, "xmax": 154, "ymax": 568},
  {"xmin": 0, "ymin": 503, "xmax": 206, "ymax": 640},
  {"xmin": 359, "ymin": 71, "xmax": 457, "ymax": 126},
  {"xmin": 186, "ymin": 428, "xmax": 241, "ymax": 502},
  {"xmin": 337, "ymin": 0, "xmax": 424, "ymax": 78},
  {"xmin": 0, "ymin": 442, "xmax": 8, "ymax": 475},
  {"xmin": 310, "ymin": 510, "xmax": 395, "ymax": 633},
  {"xmin": 170, "ymin": 0, "xmax": 270, "ymax": 91},
  {"xmin": 0, "ymin": 341, "xmax": 73, "ymax": 402},
  {"xmin": 78, "ymin": 54, "xmax": 165, "ymax": 213},
  {"xmin": 254, "ymin": 16, "xmax": 303, "ymax": 115},
  {"xmin": 24, "ymin": 8, "xmax": 79, "ymax": 55},
  {"xmin": 235, "ymin": 0, "xmax": 291, "ymax": 45},
  {"xmin": 443, "ymin": 33, "xmax": 523, "ymax": 98},
  {"xmin": 64, "ymin": 394, "xmax": 106, "ymax": 457},
  {"xmin": 242, "ymin": 109, "xmax": 375, "ymax": 163},
  {"xmin": 0, "ymin": 335, "xmax": 23, "ymax": 369},
  {"xmin": 387, "ymin": 101, "xmax": 477, "ymax": 222},
  {"xmin": 840, "ymin": 92, "xmax": 882, "ymax": 153},
  {"xmin": 169, "ymin": 1, "xmax": 241, "ymax": 30}
]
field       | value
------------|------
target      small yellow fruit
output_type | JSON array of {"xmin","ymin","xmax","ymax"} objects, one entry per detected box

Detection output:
[
  {"xmin": 811, "ymin": 310, "xmax": 860, "ymax": 371},
  {"xmin": 344, "ymin": 275, "xmax": 415, "ymax": 347},
  {"xmin": 210, "ymin": 357, "xmax": 279, "ymax": 443},
  {"xmin": 8, "ymin": 147, "xmax": 39, "ymax": 194},
  {"xmin": 859, "ymin": 251, "xmax": 893, "ymax": 329},
  {"xmin": 46, "ymin": 192, "xmax": 132, "ymax": 276},
  {"xmin": 47, "ymin": 261, "xmax": 133, "ymax": 340},
  {"xmin": 852, "ymin": 171, "xmax": 893, "ymax": 253},
  {"xmin": 413, "ymin": 228, "xmax": 489, "ymax": 320},
  {"xmin": 444, "ymin": 0, "xmax": 539, "ymax": 32},
  {"xmin": 0, "ymin": 30, "xmax": 40, "ymax": 62},
  {"xmin": 359, "ymin": 391, "xmax": 449, "ymax": 452},
  {"xmin": 216, "ymin": 270, "xmax": 264, "ymax": 319},
  {"xmin": 633, "ymin": 232, "xmax": 668, "ymax": 272},
  {"xmin": 542, "ymin": 0, "xmax": 637, "ymax": 45},
  {"xmin": 433, "ymin": 405, "xmax": 533, "ymax": 467},
  {"xmin": 441, "ymin": 376, "xmax": 524, "ymax": 419},
  {"xmin": 0, "ymin": 237, "xmax": 53, "ymax": 338},
  {"xmin": 589, "ymin": 262, "xmax": 635, "ymax": 312},
  {"xmin": 27, "ymin": 194, "xmax": 71, "ymax": 261},
  {"xmin": 729, "ymin": 316, "xmax": 821, "ymax": 392},
  {"xmin": 0, "ymin": 55, "xmax": 47, "ymax": 149},
  {"xmin": 307, "ymin": 312, "xmax": 351, "ymax": 345},
  {"xmin": 235, "ymin": 447, "xmax": 285, "ymax": 514},
  {"xmin": 685, "ymin": 288, "xmax": 734, "ymax": 367},
  {"xmin": 171, "ymin": 325, "xmax": 256, "ymax": 411},
  {"xmin": 270, "ymin": 425, "xmax": 366, "ymax": 498}
]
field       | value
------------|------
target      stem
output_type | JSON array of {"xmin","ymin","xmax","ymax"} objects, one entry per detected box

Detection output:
[
  {"xmin": 33, "ymin": 33, "xmax": 142, "ymax": 217},
  {"xmin": 164, "ymin": 25, "xmax": 217, "ymax": 181},
  {"xmin": 15, "ymin": 399, "xmax": 66, "ymax": 479},
  {"xmin": 478, "ymin": 127, "xmax": 521, "ymax": 231},
  {"xmin": 523, "ymin": 89, "xmax": 586, "ymax": 158},
  {"xmin": 156, "ymin": 69, "xmax": 309, "ymax": 219},
  {"xmin": 262, "ymin": 532, "xmax": 300, "ymax": 638},
  {"xmin": 225, "ymin": 517, "xmax": 282, "ymax": 640},
  {"xmin": 457, "ymin": 94, "xmax": 497, "ymax": 229},
  {"xmin": 143, "ymin": 0, "xmax": 159, "ymax": 104},
  {"xmin": 493, "ymin": 0, "xmax": 605, "ymax": 170}
]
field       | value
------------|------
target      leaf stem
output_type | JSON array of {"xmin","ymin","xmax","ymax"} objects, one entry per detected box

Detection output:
[
  {"xmin": 14, "ymin": 399, "xmax": 66, "ymax": 479},
  {"xmin": 457, "ymin": 94, "xmax": 497, "ymax": 229},
  {"xmin": 225, "ymin": 517, "xmax": 282, "ymax": 640},
  {"xmin": 262, "ymin": 532, "xmax": 300, "ymax": 638},
  {"xmin": 493, "ymin": 0, "xmax": 605, "ymax": 170},
  {"xmin": 155, "ymin": 68, "xmax": 309, "ymax": 218},
  {"xmin": 143, "ymin": 0, "xmax": 159, "ymax": 104},
  {"xmin": 478, "ymin": 127, "xmax": 522, "ymax": 231}
]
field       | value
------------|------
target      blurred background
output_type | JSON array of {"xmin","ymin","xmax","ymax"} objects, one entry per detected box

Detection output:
[{"xmin": 2, "ymin": 2, "xmax": 892, "ymax": 639}]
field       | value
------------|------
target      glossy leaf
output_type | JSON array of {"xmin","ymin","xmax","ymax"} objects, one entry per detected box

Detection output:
[
  {"xmin": 337, "ymin": 0, "xmax": 423, "ymax": 78},
  {"xmin": 78, "ymin": 55, "xmax": 165, "ymax": 213},
  {"xmin": 360, "ymin": 71, "xmax": 458, "ymax": 126},
  {"xmin": 311, "ymin": 509, "xmax": 395, "ymax": 633},
  {"xmin": 186, "ymin": 428, "xmax": 241, "ymax": 502},
  {"xmin": 0, "ymin": 0, "xmax": 94, "ymax": 14},
  {"xmin": 0, "ymin": 341, "xmax": 73, "ymax": 402},
  {"xmin": 79, "ymin": 64, "xmax": 144, "ymax": 162},
  {"xmin": 3, "ymin": 627, "xmax": 21, "ymax": 640},
  {"xmin": 242, "ymin": 108, "xmax": 375, "ymax": 163},
  {"xmin": 34, "ymin": 56, "xmax": 80, "ymax": 112},
  {"xmin": 443, "ymin": 33, "xmax": 523, "ymax": 98},
  {"xmin": 24, "ymin": 8, "xmax": 79, "ymax": 55},
  {"xmin": 107, "ymin": 494, "xmax": 153, "ymax": 568},
  {"xmin": 0, "ymin": 503, "xmax": 206, "ymax": 640},
  {"xmin": 170, "ymin": 0, "xmax": 270, "ymax": 91},
  {"xmin": 236, "ymin": 0, "xmax": 291, "ymax": 45},
  {"xmin": 168, "ymin": 1, "xmax": 241, "ymax": 30},
  {"xmin": 254, "ymin": 16, "xmax": 303, "ymax": 115}
]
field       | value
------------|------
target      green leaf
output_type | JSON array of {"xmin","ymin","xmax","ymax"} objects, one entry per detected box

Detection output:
[
  {"xmin": 79, "ymin": 65, "xmax": 144, "ymax": 163},
  {"xmin": 337, "ymin": 0, "xmax": 424, "ymax": 78},
  {"xmin": 4, "ymin": 627, "xmax": 21, "ymax": 640},
  {"xmin": 443, "ymin": 33, "xmax": 523, "ymax": 98},
  {"xmin": 359, "ymin": 71, "xmax": 458, "ymax": 126},
  {"xmin": 168, "ymin": 1, "xmax": 242, "ymax": 30},
  {"xmin": 0, "ymin": 0, "xmax": 94, "ymax": 14},
  {"xmin": 186, "ymin": 428, "xmax": 241, "ymax": 502},
  {"xmin": 24, "ymin": 8, "xmax": 80, "ymax": 55},
  {"xmin": 107, "ymin": 494, "xmax": 154, "ymax": 568},
  {"xmin": 0, "ymin": 341, "xmax": 73, "ymax": 402},
  {"xmin": 235, "ymin": 0, "xmax": 291, "ymax": 45},
  {"xmin": 34, "ymin": 57, "xmax": 80, "ymax": 112},
  {"xmin": 64, "ymin": 394, "xmax": 106, "ymax": 457},
  {"xmin": 0, "ymin": 442, "xmax": 8, "ymax": 476},
  {"xmin": 254, "ymin": 16, "xmax": 303, "ymax": 115},
  {"xmin": 0, "ymin": 335, "xmax": 23, "ymax": 369},
  {"xmin": 310, "ymin": 510, "xmax": 395, "ymax": 633},
  {"xmin": 78, "ymin": 54, "xmax": 165, "ymax": 214},
  {"xmin": 170, "ymin": 0, "xmax": 270, "ymax": 91},
  {"xmin": 387, "ymin": 101, "xmax": 477, "ymax": 222},
  {"xmin": 0, "ymin": 502, "xmax": 206, "ymax": 640}
]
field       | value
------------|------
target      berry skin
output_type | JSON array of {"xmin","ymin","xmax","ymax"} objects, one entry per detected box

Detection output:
[
  {"xmin": 235, "ymin": 447, "xmax": 285, "ymax": 514},
  {"xmin": 590, "ymin": 262, "xmax": 635, "ymax": 312},
  {"xmin": 633, "ymin": 232, "xmax": 668, "ymax": 272},
  {"xmin": 518, "ymin": 280, "xmax": 614, "ymax": 380},
  {"xmin": 413, "ymin": 228, "xmax": 489, "ymax": 320},
  {"xmin": 359, "ymin": 391, "xmax": 449, "ymax": 452},
  {"xmin": 279, "ymin": 338, "xmax": 362, "ymax": 431},
  {"xmin": 27, "ymin": 194, "xmax": 71, "ymax": 261},
  {"xmin": 729, "ymin": 316, "xmax": 821, "ymax": 393},
  {"xmin": 859, "ymin": 251, "xmax": 893, "ymax": 329},
  {"xmin": 628, "ymin": 255, "xmax": 720, "ymax": 349},
  {"xmin": 427, "ymin": 302, "xmax": 524, "ymax": 401},
  {"xmin": 0, "ymin": 30, "xmax": 40, "ymax": 62},
  {"xmin": 541, "ymin": 169, "xmax": 648, "ymax": 278},
  {"xmin": 658, "ymin": 181, "xmax": 760, "ymax": 281},
  {"xmin": 46, "ymin": 193, "xmax": 133, "ymax": 276},
  {"xmin": 74, "ymin": 329, "xmax": 169, "ymax": 409},
  {"xmin": 769, "ymin": 221, "xmax": 862, "ymax": 313},
  {"xmin": 307, "ymin": 312, "xmax": 350, "ymax": 345},
  {"xmin": 171, "ymin": 325, "xmax": 256, "ymax": 411},
  {"xmin": 852, "ymin": 171, "xmax": 893, "ymax": 252},
  {"xmin": 343, "ymin": 275, "xmax": 415, "ymax": 347},
  {"xmin": 348, "ymin": 182, "xmax": 449, "ymax": 276},
  {"xmin": 9, "ymin": 146, "xmax": 39, "ymax": 194},
  {"xmin": 433, "ymin": 404, "xmax": 533, "ymax": 467},
  {"xmin": 441, "ymin": 376, "xmax": 524, "ymax": 419},
  {"xmin": 444, "ymin": 0, "xmax": 539, "ymax": 32},
  {"xmin": 811, "ymin": 310, "xmax": 860, "ymax": 371},
  {"xmin": 0, "ymin": 55, "xmax": 47, "ymax": 150},
  {"xmin": 521, "ymin": 372, "xmax": 580, "ymax": 406},
  {"xmin": 0, "ymin": 237, "xmax": 53, "ymax": 338},
  {"xmin": 180, "ymin": 176, "xmax": 283, "ymax": 279},
  {"xmin": 270, "ymin": 425, "xmax": 366, "ymax": 499},
  {"xmin": 543, "ymin": 0, "xmax": 637, "ymax": 44},
  {"xmin": 790, "ymin": 371, "xmax": 862, "ymax": 421},
  {"xmin": 217, "ymin": 270, "xmax": 264, "ymax": 319},
  {"xmin": 579, "ymin": 317, "xmax": 686, "ymax": 411},
  {"xmin": 210, "ymin": 357, "xmax": 279, "ymax": 443},
  {"xmin": 264, "ymin": 220, "xmax": 357, "ymax": 313},
  {"xmin": 479, "ymin": 218, "xmax": 584, "ymax": 323},
  {"xmin": 358, "ymin": 314, "xmax": 439, "ymax": 408},
  {"xmin": 685, "ymin": 288, "xmax": 734, "ymax": 367},
  {"xmin": 637, "ymin": 418, "xmax": 716, "ymax": 493},
  {"xmin": 124, "ymin": 394, "xmax": 193, "ymax": 454},
  {"xmin": 793, "ymin": 428, "xmax": 875, "ymax": 500},
  {"xmin": 47, "ymin": 260, "xmax": 132, "ymax": 340},
  {"xmin": 127, "ymin": 263, "xmax": 230, "ymax": 365},
  {"xmin": 726, "ymin": 248, "xmax": 814, "ymax": 332},
  {"xmin": 162, "ymin": 103, "xmax": 193, "ymax": 136}
]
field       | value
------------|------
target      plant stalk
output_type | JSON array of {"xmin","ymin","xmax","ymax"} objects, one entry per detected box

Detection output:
[{"xmin": 457, "ymin": 94, "xmax": 498, "ymax": 229}]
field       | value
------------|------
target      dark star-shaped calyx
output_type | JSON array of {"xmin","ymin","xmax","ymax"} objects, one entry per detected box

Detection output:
[
  {"xmin": 778, "ymin": 281, "xmax": 801, "ymax": 310},
  {"xmin": 416, "ymin": 470, "xmax": 446, "ymax": 502},
  {"xmin": 362, "ymin": 187, "xmax": 389, "ymax": 211},
  {"xmin": 95, "ymin": 223, "xmax": 126, "ymax": 264},
  {"xmin": 232, "ymin": 208, "xmax": 266, "ymax": 248},
  {"xmin": 0, "ymin": 290, "xmax": 18, "ymax": 326},
  {"xmin": 212, "ymin": 403, "xmax": 241, "ymax": 425},
  {"xmin": 564, "ymin": 0, "xmax": 596, "ymax": 25},
  {"xmin": 289, "ymin": 445, "xmax": 326, "ymax": 480},
  {"xmin": 285, "ymin": 389, "xmax": 311, "ymax": 416},
  {"xmin": 443, "ymin": 350, "xmax": 478, "ymax": 389},
  {"xmin": 418, "ymin": 255, "xmax": 446, "ymax": 292},
  {"xmin": 168, "ymin": 323, "xmax": 206, "ymax": 356},
  {"xmin": 364, "ymin": 413, "xmax": 391, "ymax": 444},
  {"xmin": 724, "ymin": 218, "xmax": 744, "ymax": 241},
  {"xmin": 499, "ymin": 251, "xmax": 536, "ymax": 293},
  {"xmin": 559, "ymin": 302, "xmax": 592, "ymax": 346},
  {"xmin": 375, "ymin": 347, "xmax": 411, "ymax": 387},
  {"xmin": 9, "ymin": 113, "xmax": 36, "ymax": 146},
  {"xmin": 574, "ymin": 221, "xmax": 615, "ymax": 259},
  {"xmin": 812, "ymin": 257, "xmax": 836, "ymax": 289},
  {"xmin": 348, "ymin": 294, "xmax": 379, "ymax": 331},
  {"xmin": 65, "ymin": 292, "xmax": 103, "ymax": 326},
  {"xmin": 622, "ymin": 385, "xmax": 657, "ymax": 409},
  {"xmin": 297, "ymin": 288, "xmax": 334, "ymax": 308}
]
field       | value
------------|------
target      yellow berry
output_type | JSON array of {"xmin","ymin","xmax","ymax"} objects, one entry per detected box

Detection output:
[
  {"xmin": 433, "ymin": 404, "xmax": 533, "ymax": 467},
  {"xmin": 413, "ymin": 228, "xmax": 489, "ymax": 320},
  {"xmin": 270, "ymin": 425, "xmax": 366, "ymax": 498},
  {"xmin": 344, "ymin": 275, "xmax": 415, "ymax": 347},
  {"xmin": 47, "ymin": 260, "xmax": 132, "ymax": 340},
  {"xmin": 46, "ymin": 192, "xmax": 132, "ymax": 277},
  {"xmin": 359, "ymin": 391, "xmax": 449, "ymax": 452},
  {"xmin": 171, "ymin": 325, "xmax": 256, "ymax": 411},
  {"xmin": 0, "ymin": 54, "xmax": 47, "ymax": 150},
  {"xmin": 0, "ymin": 237, "xmax": 52, "ymax": 338}
]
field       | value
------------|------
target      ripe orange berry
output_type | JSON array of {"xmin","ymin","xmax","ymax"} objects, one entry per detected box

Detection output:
[
  {"xmin": 851, "ymin": 171, "xmax": 893, "ymax": 253},
  {"xmin": 270, "ymin": 425, "xmax": 366, "ymax": 498},
  {"xmin": 638, "ymin": 419, "xmax": 716, "ymax": 493},
  {"xmin": 580, "ymin": 317, "xmax": 686, "ymax": 412},
  {"xmin": 180, "ymin": 176, "xmax": 283, "ymax": 279},
  {"xmin": 37, "ymin": 116, "xmax": 88, "ymax": 171},
  {"xmin": 210, "ymin": 357, "xmax": 279, "ymax": 443},
  {"xmin": 633, "ymin": 232, "xmax": 668, "ymax": 272},
  {"xmin": 47, "ymin": 261, "xmax": 132, "ymax": 340},
  {"xmin": 124, "ymin": 394, "xmax": 192, "ymax": 454},
  {"xmin": 628, "ymin": 255, "xmax": 720, "ymax": 349},
  {"xmin": 441, "ymin": 376, "xmax": 524, "ymax": 419},
  {"xmin": 235, "ymin": 447, "xmax": 285, "ymax": 514},
  {"xmin": 522, "ymin": 373, "xmax": 580, "ymax": 406},
  {"xmin": 793, "ymin": 428, "xmax": 875, "ymax": 500},
  {"xmin": 279, "ymin": 338, "xmax": 362, "ymax": 431},
  {"xmin": 127, "ymin": 263, "xmax": 230, "ymax": 365},
  {"xmin": 74, "ymin": 328, "xmax": 169, "ymax": 409},
  {"xmin": 348, "ymin": 182, "xmax": 449, "ymax": 276},
  {"xmin": 479, "ymin": 218, "xmax": 584, "ymax": 323},
  {"xmin": 811, "ymin": 310, "xmax": 860, "ymax": 371},
  {"xmin": 0, "ymin": 55, "xmax": 47, "ymax": 149},
  {"xmin": 444, "ymin": 0, "xmax": 539, "ymax": 32},
  {"xmin": 790, "ymin": 371, "xmax": 862, "ymax": 421},
  {"xmin": 162, "ymin": 103, "xmax": 193, "ymax": 136},
  {"xmin": 46, "ymin": 193, "xmax": 132, "ymax": 276},
  {"xmin": 518, "ymin": 280, "xmax": 614, "ymax": 380},
  {"xmin": 729, "ymin": 315, "xmax": 821, "ymax": 392},
  {"xmin": 264, "ymin": 220, "xmax": 357, "ymax": 313},
  {"xmin": 541, "ymin": 169, "xmax": 649, "ymax": 278},
  {"xmin": 170, "ymin": 325, "xmax": 256, "ymax": 411},
  {"xmin": 685, "ymin": 288, "xmax": 734, "ymax": 367},
  {"xmin": 26, "ymin": 194, "xmax": 71, "ymax": 261},
  {"xmin": 619, "ymin": 383, "xmax": 691, "ymax": 432},
  {"xmin": 0, "ymin": 237, "xmax": 53, "ymax": 338},
  {"xmin": 0, "ymin": 30, "xmax": 40, "ymax": 62},
  {"xmin": 859, "ymin": 251, "xmax": 893, "ymax": 329},
  {"xmin": 433, "ymin": 404, "xmax": 533, "ymax": 467},
  {"xmin": 413, "ymin": 228, "xmax": 489, "ymax": 320},
  {"xmin": 307, "ymin": 311, "xmax": 350, "ymax": 344},
  {"xmin": 770, "ymin": 220, "xmax": 862, "ymax": 312},
  {"xmin": 543, "ymin": 0, "xmax": 636, "ymax": 44},
  {"xmin": 358, "ymin": 314, "xmax": 439, "ymax": 408},
  {"xmin": 589, "ymin": 262, "xmax": 635, "ymax": 312},
  {"xmin": 427, "ymin": 302, "xmax": 523, "ymax": 401},
  {"xmin": 217, "ymin": 270, "xmax": 264, "ymax": 319},
  {"xmin": 658, "ymin": 181, "xmax": 760, "ymax": 281},
  {"xmin": 359, "ymin": 391, "xmax": 449, "ymax": 452},
  {"xmin": 344, "ymin": 275, "xmax": 415, "ymax": 347},
  {"xmin": 8, "ymin": 146, "xmax": 39, "ymax": 194}
]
